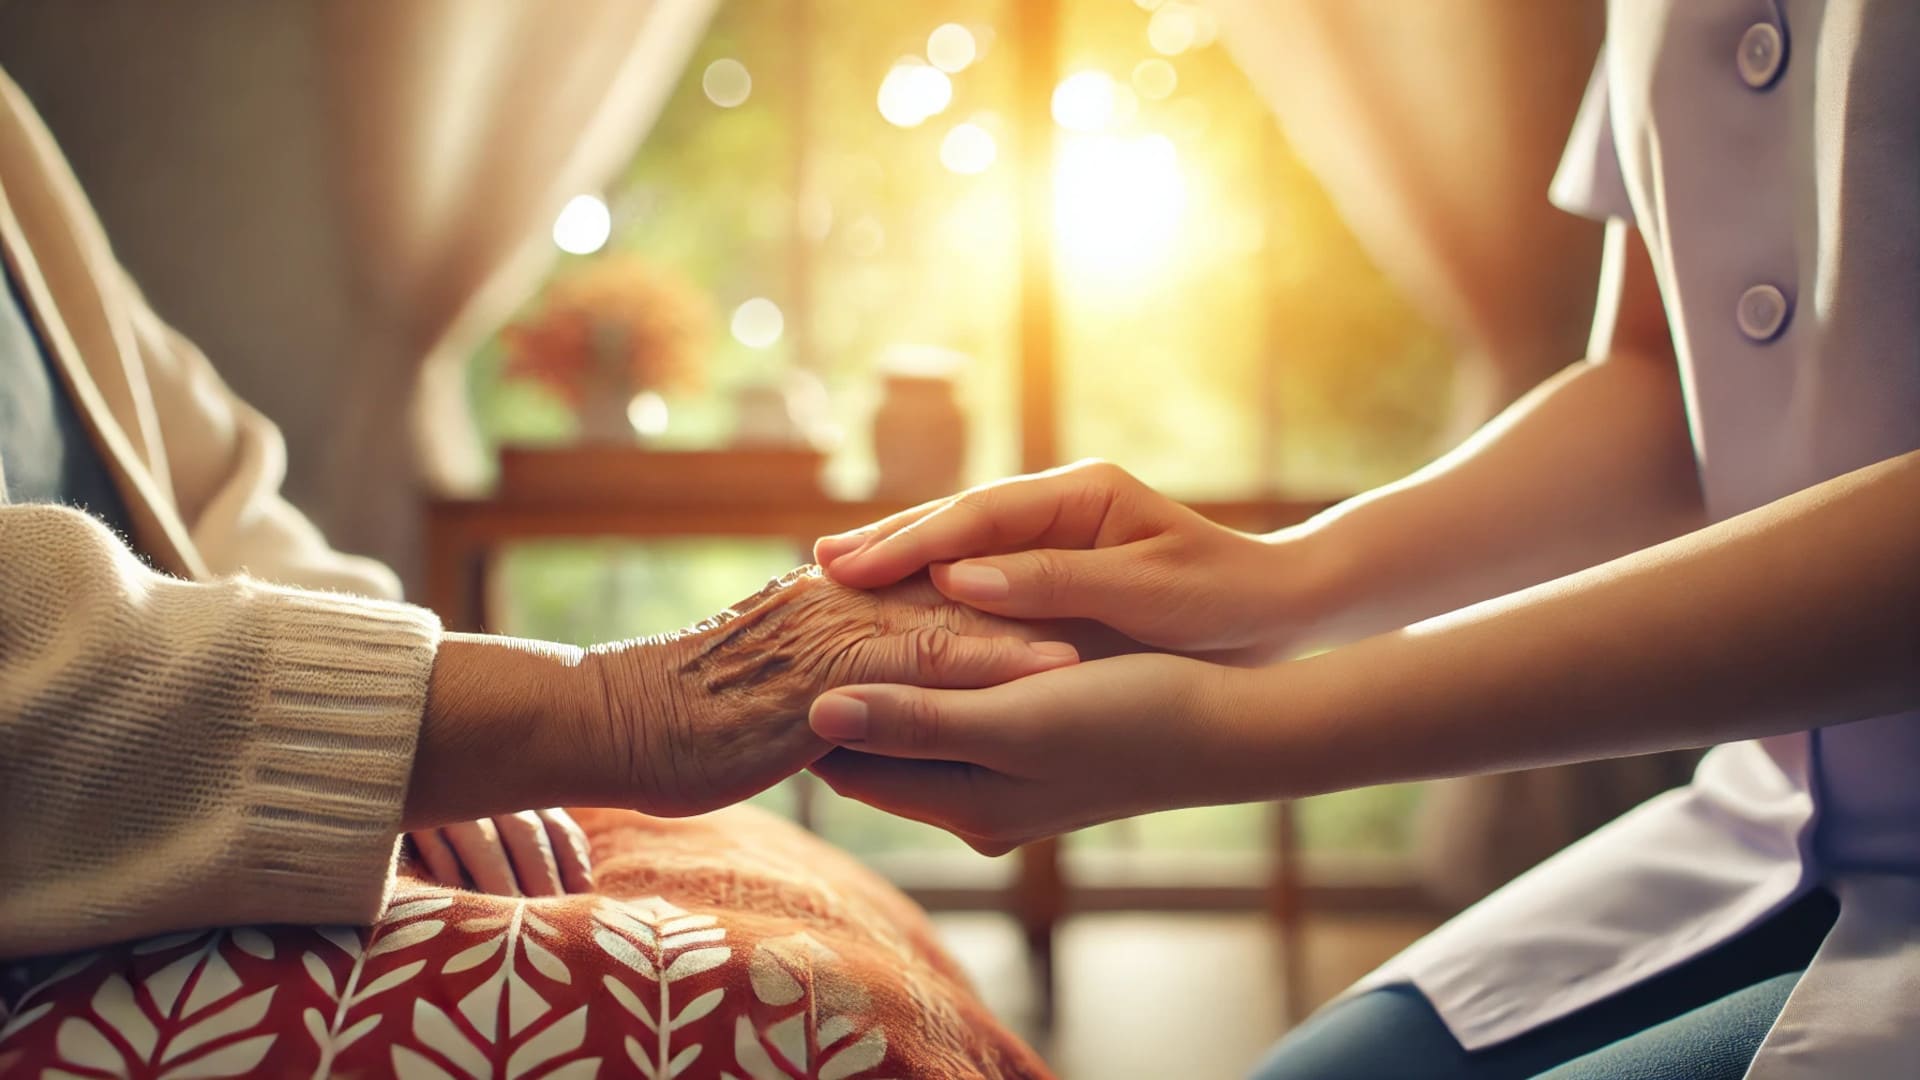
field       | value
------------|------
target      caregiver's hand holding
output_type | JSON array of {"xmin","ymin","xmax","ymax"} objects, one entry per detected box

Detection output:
[
  {"xmin": 815, "ymin": 460, "xmax": 1319, "ymax": 664},
  {"xmin": 808, "ymin": 653, "xmax": 1251, "ymax": 855}
]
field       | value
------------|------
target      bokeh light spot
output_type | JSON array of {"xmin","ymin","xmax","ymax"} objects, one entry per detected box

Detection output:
[
  {"xmin": 1147, "ymin": 6, "xmax": 1198, "ymax": 55},
  {"xmin": 702, "ymin": 58, "xmax": 752, "ymax": 107},
  {"xmin": 551, "ymin": 194, "xmax": 611, "ymax": 255},
  {"xmin": 927, "ymin": 24, "xmax": 978, "ymax": 73},
  {"xmin": 1132, "ymin": 58, "xmax": 1178, "ymax": 100},
  {"xmin": 731, "ymin": 298, "xmax": 785, "ymax": 349},
  {"xmin": 877, "ymin": 59, "xmax": 953, "ymax": 128},
  {"xmin": 626, "ymin": 391, "xmax": 670, "ymax": 436},
  {"xmin": 940, "ymin": 122, "xmax": 998, "ymax": 174}
]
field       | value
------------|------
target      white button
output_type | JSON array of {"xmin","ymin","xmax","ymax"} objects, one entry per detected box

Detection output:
[
  {"xmin": 1738, "ymin": 23, "xmax": 1784, "ymax": 89},
  {"xmin": 1737, "ymin": 284, "xmax": 1790, "ymax": 342}
]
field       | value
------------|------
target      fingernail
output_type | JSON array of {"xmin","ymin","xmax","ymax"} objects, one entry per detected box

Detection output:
[
  {"xmin": 1030, "ymin": 641, "xmax": 1078, "ymax": 663},
  {"xmin": 810, "ymin": 695, "xmax": 870, "ymax": 742},
  {"xmin": 944, "ymin": 562, "xmax": 1010, "ymax": 600}
]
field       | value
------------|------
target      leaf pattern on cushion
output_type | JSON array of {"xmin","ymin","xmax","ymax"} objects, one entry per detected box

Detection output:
[
  {"xmin": 595, "ymin": 896, "xmax": 731, "ymax": 1080},
  {"xmin": 22, "ymin": 933, "xmax": 283, "ymax": 1078},
  {"xmin": 303, "ymin": 890, "xmax": 450, "ymax": 1078},
  {"xmin": 391, "ymin": 894, "xmax": 600, "ymax": 1078},
  {"xmin": 739, "ymin": 931, "xmax": 890, "ymax": 1080},
  {"xmin": 0, "ymin": 808, "xmax": 1052, "ymax": 1079}
]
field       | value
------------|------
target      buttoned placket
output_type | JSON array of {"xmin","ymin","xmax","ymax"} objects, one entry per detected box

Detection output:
[{"xmin": 1733, "ymin": 5, "xmax": 1794, "ymax": 348}]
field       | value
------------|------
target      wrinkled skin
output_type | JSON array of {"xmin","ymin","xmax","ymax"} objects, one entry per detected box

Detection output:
[{"xmin": 582, "ymin": 567, "xmax": 1078, "ymax": 818}]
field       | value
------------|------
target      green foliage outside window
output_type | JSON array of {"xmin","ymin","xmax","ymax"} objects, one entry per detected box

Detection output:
[{"xmin": 470, "ymin": 0, "xmax": 1450, "ymax": 871}]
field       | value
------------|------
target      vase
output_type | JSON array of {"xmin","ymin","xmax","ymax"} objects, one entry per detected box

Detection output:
[{"xmin": 873, "ymin": 372, "xmax": 966, "ymax": 499}]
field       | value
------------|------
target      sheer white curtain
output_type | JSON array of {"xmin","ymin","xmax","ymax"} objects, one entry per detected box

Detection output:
[
  {"xmin": 316, "ymin": 0, "xmax": 716, "ymax": 576},
  {"xmin": 1209, "ymin": 1, "xmax": 1699, "ymax": 904},
  {"xmin": 0, "ymin": 0, "xmax": 712, "ymax": 584}
]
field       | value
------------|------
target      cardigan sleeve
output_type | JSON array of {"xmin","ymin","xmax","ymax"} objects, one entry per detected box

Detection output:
[{"xmin": 0, "ymin": 504, "xmax": 441, "ymax": 958}]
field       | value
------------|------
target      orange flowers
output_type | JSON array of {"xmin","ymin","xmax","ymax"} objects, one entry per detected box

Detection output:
[{"xmin": 504, "ymin": 255, "xmax": 711, "ymax": 405}]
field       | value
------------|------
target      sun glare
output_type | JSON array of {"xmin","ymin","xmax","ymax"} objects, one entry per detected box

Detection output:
[
  {"xmin": 1051, "ymin": 71, "xmax": 1119, "ymax": 132},
  {"xmin": 1053, "ymin": 133, "xmax": 1187, "ymax": 281}
]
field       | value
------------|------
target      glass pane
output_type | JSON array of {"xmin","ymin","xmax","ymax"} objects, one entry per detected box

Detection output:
[
  {"xmin": 468, "ymin": 0, "xmax": 1446, "ymax": 882},
  {"xmin": 1053, "ymin": 0, "xmax": 1453, "ymax": 499}
]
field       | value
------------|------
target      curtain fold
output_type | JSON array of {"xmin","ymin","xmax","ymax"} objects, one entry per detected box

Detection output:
[
  {"xmin": 314, "ymin": 0, "xmax": 716, "ymax": 581},
  {"xmin": 1210, "ymin": 0, "xmax": 1606, "ymax": 437}
]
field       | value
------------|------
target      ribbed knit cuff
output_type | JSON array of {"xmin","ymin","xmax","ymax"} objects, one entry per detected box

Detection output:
[{"xmin": 233, "ymin": 585, "xmax": 441, "ymax": 926}]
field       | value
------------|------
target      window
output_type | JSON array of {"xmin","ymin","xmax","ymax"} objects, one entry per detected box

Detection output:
[{"xmin": 468, "ymin": 0, "xmax": 1452, "ymax": 895}]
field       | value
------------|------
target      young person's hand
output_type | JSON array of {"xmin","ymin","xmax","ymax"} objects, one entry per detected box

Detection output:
[
  {"xmin": 807, "ymin": 653, "xmax": 1247, "ymax": 854},
  {"xmin": 407, "ymin": 809, "xmax": 593, "ymax": 896},
  {"xmin": 814, "ymin": 461, "xmax": 1318, "ymax": 664}
]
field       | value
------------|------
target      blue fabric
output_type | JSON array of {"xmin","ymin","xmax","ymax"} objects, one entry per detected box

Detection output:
[
  {"xmin": 0, "ymin": 258, "xmax": 133, "ymax": 533},
  {"xmin": 1250, "ymin": 889, "xmax": 1837, "ymax": 1080}
]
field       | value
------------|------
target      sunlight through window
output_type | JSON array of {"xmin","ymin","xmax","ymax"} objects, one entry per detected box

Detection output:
[
  {"xmin": 1053, "ymin": 133, "xmax": 1186, "ymax": 281},
  {"xmin": 1051, "ymin": 70, "xmax": 1119, "ymax": 132}
]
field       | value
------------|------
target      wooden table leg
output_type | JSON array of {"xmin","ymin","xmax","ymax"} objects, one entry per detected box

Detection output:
[
  {"xmin": 1270, "ymin": 800, "xmax": 1307, "ymax": 1023},
  {"xmin": 423, "ymin": 517, "xmax": 491, "ymax": 633},
  {"xmin": 1017, "ymin": 836, "xmax": 1065, "ymax": 1029}
]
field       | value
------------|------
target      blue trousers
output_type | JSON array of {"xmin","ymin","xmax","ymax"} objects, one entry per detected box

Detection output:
[{"xmin": 1251, "ymin": 889, "xmax": 1836, "ymax": 1080}]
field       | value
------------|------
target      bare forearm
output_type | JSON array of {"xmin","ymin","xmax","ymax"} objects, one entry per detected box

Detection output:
[
  {"xmin": 1280, "ymin": 348, "xmax": 1705, "ymax": 648},
  {"xmin": 407, "ymin": 634, "xmax": 606, "ymax": 828},
  {"xmin": 1239, "ymin": 450, "xmax": 1920, "ymax": 800},
  {"xmin": 1262, "ymin": 222, "xmax": 1700, "ymax": 651}
]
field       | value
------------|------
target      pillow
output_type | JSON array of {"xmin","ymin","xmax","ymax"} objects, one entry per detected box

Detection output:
[{"xmin": 0, "ymin": 806, "xmax": 1050, "ymax": 1079}]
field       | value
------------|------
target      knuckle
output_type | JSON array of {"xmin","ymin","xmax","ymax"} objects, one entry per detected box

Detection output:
[
  {"xmin": 1023, "ymin": 549, "xmax": 1073, "ymax": 602},
  {"xmin": 908, "ymin": 625, "xmax": 957, "ymax": 679},
  {"xmin": 897, "ymin": 692, "xmax": 943, "ymax": 753}
]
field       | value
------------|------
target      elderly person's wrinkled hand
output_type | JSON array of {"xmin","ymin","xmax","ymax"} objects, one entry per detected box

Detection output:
[
  {"xmin": 582, "ymin": 567, "xmax": 1080, "ymax": 817},
  {"xmin": 407, "ymin": 808, "xmax": 595, "ymax": 896},
  {"xmin": 410, "ymin": 567, "xmax": 1078, "ymax": 835}
]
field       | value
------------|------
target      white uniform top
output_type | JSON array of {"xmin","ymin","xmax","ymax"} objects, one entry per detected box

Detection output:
[{"xmin": 1351, "ymin": 3, "xmax": 1920, "ymax": 1077}]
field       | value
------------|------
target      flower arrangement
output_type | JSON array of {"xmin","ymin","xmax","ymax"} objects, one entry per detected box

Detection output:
[{"xmin": 503, "ymin": 255, "xmax": 712, "ymax": 439}]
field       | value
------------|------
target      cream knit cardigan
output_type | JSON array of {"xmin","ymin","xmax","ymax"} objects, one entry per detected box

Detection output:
[{"xmin": 0, "ymin": 69, "xmax": 443, "ymax": 958}]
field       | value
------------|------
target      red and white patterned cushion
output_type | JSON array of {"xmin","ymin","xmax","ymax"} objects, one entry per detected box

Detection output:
[{"xmin": 0, "ymin": 806, "xmax": 1050, "ymax": 1079}]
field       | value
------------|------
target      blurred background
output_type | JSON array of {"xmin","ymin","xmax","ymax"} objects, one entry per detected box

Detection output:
[{"xmin": 2, "ymin": 1, "xmax": 1635, "ymax": 1073}]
